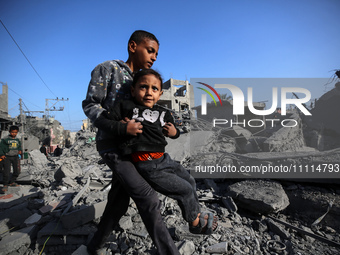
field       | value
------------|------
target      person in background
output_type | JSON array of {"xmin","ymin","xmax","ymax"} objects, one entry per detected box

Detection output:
[
  {"xmin": 53, "ymin": 145, "xmax": 63, "ymax": 157},
  {"xmin": 0, "ymin": 125, "xmax": 22, "ymax": 192},
  {"xmin": 40, "ymin": 144, "xmax": 49, "ymax": 158}
]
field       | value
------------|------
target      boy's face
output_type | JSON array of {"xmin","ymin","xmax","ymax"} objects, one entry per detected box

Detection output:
[
  {"xmin": 129, "ymin": 39, "xmax": 159, "ymax": 70},
  {"xmin": 10, "ymin": 130, "xmax": 18, "ymax": 138},
  {"xmin": 131, "ymin": 74, "xmax": 163, "ymax": 108}
]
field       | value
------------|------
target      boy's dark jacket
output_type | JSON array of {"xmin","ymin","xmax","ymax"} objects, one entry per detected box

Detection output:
[
  {"xmin": 82, "ymin": 60, "xmax": 133, "ymax": 152},
  {"xmin": 0, "ymin": 135, "xmax": 22, "ymax": 156},
  {"xmin": 100, "ymin": 99, "xmax": 180, "ymax": 156}
]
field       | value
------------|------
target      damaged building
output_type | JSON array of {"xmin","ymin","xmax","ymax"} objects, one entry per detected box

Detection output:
[
  {"xmin": 0, "ymin": 83, "xmax": 12, "ymax": 133},
  {"xmin": 157, "ymin": 78, "xmax": 194, "ymax": 113},
  {"xmin": 0, "ymin": 83, "xmax": 73, "ymax": 156}
]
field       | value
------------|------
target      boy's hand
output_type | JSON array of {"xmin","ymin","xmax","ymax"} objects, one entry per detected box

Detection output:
[
  {"xmin": 0, "ymin": 155, "xmax": 5, "ymax": 160},
  {"xmin": 126, "ymin": 119, "xmax": 143, "ymax": 136},
  {"xmin": 163, "ymin": 123, "xmax": 177, "ymax": 137},
  {"xmin": 120, "ymin": 117, "xmax": 131, "ymax": 124}
]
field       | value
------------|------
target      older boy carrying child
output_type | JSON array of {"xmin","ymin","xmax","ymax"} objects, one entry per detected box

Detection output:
[{"xmin": 83, "ymin": 30, "xmax": 179, "ymax": 255}]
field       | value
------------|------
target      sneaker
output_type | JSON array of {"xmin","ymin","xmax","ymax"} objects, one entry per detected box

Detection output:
[
  {"xmin": 2, "ymin": 185, "xmax": 8, "ymax": 192},
  {"xmin": 9, "ymin": 182, "xmax": 19, "ymax": 187}
]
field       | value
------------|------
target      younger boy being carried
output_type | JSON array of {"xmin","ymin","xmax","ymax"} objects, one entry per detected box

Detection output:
[{"xmin": 107, "ymin": 69, "xmax": 218, "ymax": 234}]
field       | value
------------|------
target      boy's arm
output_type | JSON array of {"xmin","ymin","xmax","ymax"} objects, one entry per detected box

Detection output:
[
  {"xmin": 18, "ymin": 138, "xmax": 22, "ymax": 155},
  {"xmin": 82, "ymin": 64, "xmax": 129, "ymax": 136},
  {"xmin": 96, "ymin": 101, "xmax": 143, "ymax": 136},
  {"xmin": 82, "ymin": 63, "xmax": 110, "ymax": 123},
  {"xmin": 163, "ymin": 111, "xmax": 180, "ymax": 139},
  {"xmin": 0, "ymin": 139, "xmax": 6, "ymax": 158},
  {"xmin": 93, "ymin": 100, "xmax": 129, "ymax": 136}
]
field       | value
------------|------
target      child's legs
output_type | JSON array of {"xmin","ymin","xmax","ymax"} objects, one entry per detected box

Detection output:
[
  {"xmin": 10, "ymin": 156, "xmax": 20, "ymax": 181},
  {"xmin": 3, "ymin": 157, "xmax": 11, "ymax": 185},
  {"xmin": 103, "ymin": 152, "xmax": 179, "ymax": 255},
  {"xmin": 135, "ymin": 153, "xmax": 200, "ymax": 222}
]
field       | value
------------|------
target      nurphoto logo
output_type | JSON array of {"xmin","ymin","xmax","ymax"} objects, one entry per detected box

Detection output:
[{"xmin": 199, "ymin": 83, "xmax": 312, "ymax": 116}]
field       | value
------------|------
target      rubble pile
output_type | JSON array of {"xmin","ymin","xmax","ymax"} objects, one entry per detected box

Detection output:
[{"xmin": 0, "ymin": 127, "xmax": 340, "ymax": 255}]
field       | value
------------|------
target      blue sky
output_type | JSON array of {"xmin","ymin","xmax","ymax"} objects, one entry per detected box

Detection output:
[{"xmin": 0, "ymin": 0, "xmax": 339, "ymax": 131}]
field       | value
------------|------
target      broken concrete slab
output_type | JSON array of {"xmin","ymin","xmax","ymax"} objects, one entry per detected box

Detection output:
[
  {"xmin": 54, "ymin": 160, "xmax": 82, "ymax": 182},
  {"xmin": 0, "ymin": 186, "xmax": 43, "ymax": 209},
  {"xmin": 71, "ymin": 244, "xmax": 90, "ymax": 255},
  {"xmin": 24, "ymin": 212, "xmax": 42, "ymax": 226},
  {"xmin": 37, "ymin": 221, "xmax": 95, "ymax": 245},
  {"xmin": 227, "ymin": 180, "xmax": 289, "ymax": 214},
  {"xmin": 220, "ymin": 125, "xmax": 255, "ymax": 153},
  {"xmin": 166, "ymin": 131, "xmax": 214, "ymax": 162},
  {"xmin": 119, "ymin": 215, "xmax": 133, "ymax": 230},
  {"xmin": 28, "ymin": 149, "xmax": 49, "ymax": 169},
  {"xmin": 177, "ymin": 240, "xmax": 195, "ymax": 255},
  {"xmin": 0, "ymin": 225, "xmax": 37, "ymax": 254},
  {"xmin": 61, "ymin": 200, "xmax": 107, "ymax": 229},
  {"xmin": 306, "ymin": 82, "xmax": 340, "ymax": 136},
  {"xmin": 0, "ymin": 201, "xmax": 32, "ymax": 228},
  {"xmin": 263, "ymin": 113, "xmax": 305, "ymax": 152},
  {"xmin": 205, "ymin": 241, "xmax": 228, "ymax": 253},
  {"xmin": 0, "ymin": 218, "xmax": 10, "ymax": 237},
  {"xmin": 39, "ymin": 200, "xmax": 67, "ymax": 215}
]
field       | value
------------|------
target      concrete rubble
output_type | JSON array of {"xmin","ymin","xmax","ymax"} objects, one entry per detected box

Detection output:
[
  {"xmin": 0, "ymin": 128, "xmax": 338, "ymax": 255},
  {"xmin": 1, "ymin": 80, "xmax": 340, "ymax": 254}
]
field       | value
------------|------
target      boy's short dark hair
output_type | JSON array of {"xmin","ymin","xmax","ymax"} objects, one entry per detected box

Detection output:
[
  {"xmin": 128, "ymin": 30, "xmax": 159, "ymax": 46},
  {"xmin": 9, "ymin": 125, "xmax": 19, "ymax": 131},
  {"xmin": 132, "ymin": 69, "xmax": 163, "ymax": 90}
]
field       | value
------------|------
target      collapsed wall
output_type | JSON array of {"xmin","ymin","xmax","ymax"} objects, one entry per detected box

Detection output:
[{"xmin": 263, "ymin": 113, "xmax": 305, "ymax": 152}]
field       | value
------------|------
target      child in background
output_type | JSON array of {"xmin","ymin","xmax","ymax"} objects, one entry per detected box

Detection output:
[
  {"xmin": 0, "ymin": 125, "xmax": 22, "ymax": 192},
  {"xmin": 108, "ymin": 69, "xmax": 218, "ymax": 234}
]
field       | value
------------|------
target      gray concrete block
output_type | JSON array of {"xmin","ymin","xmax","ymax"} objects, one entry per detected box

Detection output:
[
  {"xmin": 178, "ymin": 240, "xmax": 195, "ymax": 255},
  {"xmin": 24, "ymin": 213, "xmax": 42, "ymax": 226},
  {"xmin": 0, "ymin": 202, "xmax": 32, "ymax": 228},
  {"xmin": 39, "ymin": 200, "xmax": 67, "ymax": 215},
  {"xmin": 228, "ymin": 180, "xmax": 290, "ymax": 214},
  {"xmin": 205, "ymin": 241, "xmax": 228, "ymax": 253},
  {"xmin": 0, "ymin": 218, "xmax": 10, "ymax": 237},
  {"xmin": 71, "ymin": 245, "xmax": 90, "ymax": 255},
  {"xmin": 0, "ymin": 187, "xmax": 42, "ymax": 210},
  {"xmin": 37, "ymin": 221, "xmax": 95, "ymax": 245},
  {"xmin": 119, "ymin": 216, "xmax": 133, "ymax": 230},
  {"xmin": 0, "ymin": 225, "xmax": 37, "ymax": 254},
  {"xmin": 28, "ymin": 149, "xmax": 49, "ymax": 169},
  {"xmin": 54, "ymin": 161, "xmax": 82, "ymax": 182},
  {"xmin": 61, "ymin": 200, "xmax": 107, "ymax": 229},
  {"xmin": 166, "ymin": 131, "xmax": 214, "ymax": 162}
]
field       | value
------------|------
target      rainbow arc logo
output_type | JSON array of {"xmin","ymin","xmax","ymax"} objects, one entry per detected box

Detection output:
[{"xmin": 197, "ymin": 82, "xmax": 223, "ymax": 106}]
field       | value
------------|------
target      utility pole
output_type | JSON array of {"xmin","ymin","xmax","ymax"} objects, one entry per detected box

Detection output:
[
  {"xmin": 45, "ymin": 97, "xmax": 69, "ymax": 121},
  {"xmin": 18, "ymin": 98, "xmax": 26, "ymax": 159},
  {"xmin": 19, "ymin": 99, "xmax": 25, "ymax": 130}
]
